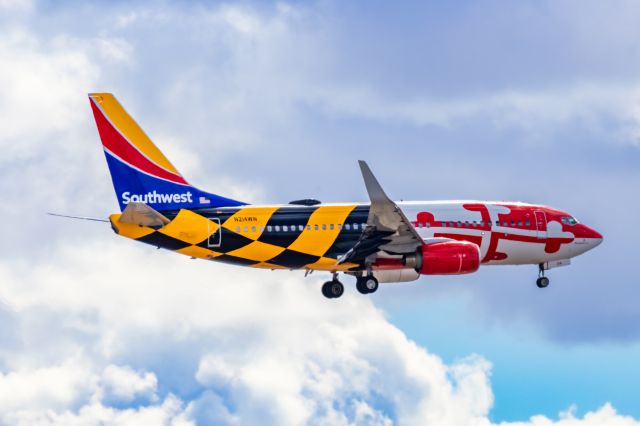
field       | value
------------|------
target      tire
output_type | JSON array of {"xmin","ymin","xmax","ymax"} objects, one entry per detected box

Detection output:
[
  {"xmin": 536, "ymin": 277, "xmax": 550, "ymax": 288},
  {"xmin": 356, "ymin": 276, "xmax": 379, "ymax": 294},
  {"xmin": 364, "ymin": 276, "xmax": 378, "ymax": 293},
  {"xmin": 321, "ymin": 281, "xmax": 334, "ymax": 298},
  {"xmin": 356, "ymin": 277, "xmax": 369, "ymax": 294},
  {"xmin": 329, "ymin": 281, "xmax": 344, "ymax": 298}
]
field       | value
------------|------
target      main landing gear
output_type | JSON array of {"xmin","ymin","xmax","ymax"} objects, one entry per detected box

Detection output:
[
  {"xmin": 356, "ymin": 275, "xmax": 379, "ymax": 295},
  {"xmin": 321, "ymin": 273, "xmax": 380, "ymax": 298},
  {"xmin": 322, "ymin": 273, "xmax": 344, "ymax": 299},
  {"xmin": 536, "ymin": 263, "xmax": 550, "ymax": 288}
]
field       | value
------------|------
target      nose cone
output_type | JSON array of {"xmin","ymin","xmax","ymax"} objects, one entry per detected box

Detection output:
[{"xmin": 583, "ymin": 225, "xmax": 603, "ymax": 249}]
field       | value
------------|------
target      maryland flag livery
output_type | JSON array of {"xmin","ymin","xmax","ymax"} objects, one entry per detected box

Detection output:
[{"xmin": 86, "ymin": 93, "xmax": 603, "ymax": 299}]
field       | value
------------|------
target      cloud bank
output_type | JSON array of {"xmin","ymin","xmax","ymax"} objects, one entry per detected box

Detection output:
[{"xmin": 0, "ymin": 241, "xmax": 636, "ymax": 425}]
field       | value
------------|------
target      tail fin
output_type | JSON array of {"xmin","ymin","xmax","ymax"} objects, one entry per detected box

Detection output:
[{"xmin": 88, "ymin": 93, "xmax": 246, "ymax": 211}]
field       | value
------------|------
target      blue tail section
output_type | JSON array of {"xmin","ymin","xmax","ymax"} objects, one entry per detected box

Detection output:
[
  {"xmin": 104, "ymin": 151, "xmax": 247, "ymax": 212},
  {"xmin": 89, "ymin": 93, "xmax": 247, "ymax": 212}
]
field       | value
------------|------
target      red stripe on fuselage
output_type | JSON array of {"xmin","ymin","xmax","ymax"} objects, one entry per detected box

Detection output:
[{"xmin": 90, "ymin": 100, "xmax": 188, "ymax": 185}]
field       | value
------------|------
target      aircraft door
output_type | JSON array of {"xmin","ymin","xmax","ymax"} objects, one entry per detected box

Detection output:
[
  {"xmin": 207, "ymin": 218, "xmax": 221, "ymax": 248},
  {"xmin": 534, "ymin": 210, "xmax": 547, "ymax": 240}
]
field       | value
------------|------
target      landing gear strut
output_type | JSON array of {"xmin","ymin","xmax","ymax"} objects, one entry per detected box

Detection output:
[
  {"xmin": 322, "ymin": 273, "xmax": 344, "ymax": 299},
  {"xmin": 356, "ymin": 274, "xmax": 379, "ymax": 294},
  {"xmin": 536, "ymin": 263, "xmax": 550, "ymax": 288}
]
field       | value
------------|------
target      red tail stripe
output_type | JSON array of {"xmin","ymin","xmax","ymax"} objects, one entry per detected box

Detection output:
[{"xmin": 90, "ymin": 100, "xmax": 188, "ymax": 185}]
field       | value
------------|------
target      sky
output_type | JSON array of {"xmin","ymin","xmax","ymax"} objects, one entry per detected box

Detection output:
[{"xmin": 0, "ymin": 0, "xmax": 639, "ymax": 424}]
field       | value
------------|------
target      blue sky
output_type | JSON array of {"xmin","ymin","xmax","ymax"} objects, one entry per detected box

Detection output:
[{"xmin": 1, "ymin": 0, "xmax": 639, "ymax": 424}]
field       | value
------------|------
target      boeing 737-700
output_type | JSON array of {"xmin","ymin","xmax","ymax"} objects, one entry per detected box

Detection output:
[{"xmin": 81, "ymin": 93, "xmax": 603, "ymax": 299}]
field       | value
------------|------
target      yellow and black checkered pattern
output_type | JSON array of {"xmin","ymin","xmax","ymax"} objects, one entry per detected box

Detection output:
[{"xmin": 109, "ymin": 205, "xmax": 369, "ymax": 271}]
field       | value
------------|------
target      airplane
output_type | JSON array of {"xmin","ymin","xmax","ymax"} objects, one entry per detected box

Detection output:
[{"xmin": 84, "ymin": 93, "xmax": 603, "ymax": 299}]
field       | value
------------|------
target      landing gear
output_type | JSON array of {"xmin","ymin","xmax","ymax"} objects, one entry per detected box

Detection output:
[
  {"xmin": 536, "ymin": 263, "xmax": 550, "ymax": 288},
  {"xmin": 356, "ymin": 275, "xmax": 379, "ymax": 294},
  {"xmin": 322, "ymin": 273, "xmax": 344, "ymax": 299},
  {"xmin": 536, "ymin": 277, "xmax": 550, "ymax": 288}
]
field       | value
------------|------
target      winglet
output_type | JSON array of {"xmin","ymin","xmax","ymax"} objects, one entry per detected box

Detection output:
[
  {"xmin": 358, "ymin": 160, "xmax": 393, "ymax": 204},
  {"xmin": 358, "ymin": 160, "xmax": 422, "ymax": 246}
]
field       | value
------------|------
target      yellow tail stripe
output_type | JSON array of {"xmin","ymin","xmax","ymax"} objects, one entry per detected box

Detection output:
[
  {"xmin": 159, "ymin": 209, "xmax": 219, "ymax": 244},
  {"xmin": 90, "ymin": 93, "xmax": 180, "ymax": 175},
  {"xmin": 109, "ymin": 214, "xmax": 156, "ymax": 239},
  {"xmin": 287, "ymin": 205, "xmax": 356, "ymax": 256}
]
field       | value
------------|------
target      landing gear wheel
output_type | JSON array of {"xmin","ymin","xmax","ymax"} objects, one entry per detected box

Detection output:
[
  {"xmin": 356, "ymin": 276, "xmax": 379, "ymax": 294},
  {"xmin": 536, "ymin": 263, "xmax": 550, "ymax": 288},
  {"xmin": 536, "ymin": 276, "xmax": 550, "ymax": 288},
  {"xmin": 322, "ymin": 280, "xmax": 344, "ymax": 298}
]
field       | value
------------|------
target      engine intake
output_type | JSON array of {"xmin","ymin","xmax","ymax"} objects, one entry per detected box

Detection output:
[{"xmin": 404, "ymin": 241, "xmax": 481, "ymax": 275}]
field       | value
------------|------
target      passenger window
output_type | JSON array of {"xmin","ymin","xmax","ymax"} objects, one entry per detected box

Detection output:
[
  {"xmin": 267, "ymin": 225, "xmax": 272, "ymax": 232},
  {"xmin": 495, "ymin": 220, "xmax": 499, "ymax": 226},
  {"xmin": 236, "ymin": 226, "xmax": 241, "ymax": 233},
  {"xmin": 314, "ymin": 224, "xmax": 319, "ymax": 231},
  {"xmin": 251, "ymin": 226, "xmax": 256, "ymax": 232},
  {"xmin": 353, "ymin": 223, "xmax": 359, "ymax": 230},
  {"xmin": 260, "ymin": 226, "xmax": 265, "ymax": 232},
  {"xmin": 517, "ymin": 221, "xmax": 522, "ymax": 227},
  {"xmin": 298, "ymin": 225, "xmax": 303, "ymax": 231},
  {"xmin": 244, "ymin": 226, "xmax": 249, "ymax": 232},
  {"xmin": 510, "ymin": 221, "xmax": 515, "ymax": 226},
  {"xmin": 338, "ymin": 224, "xmax": 342, "ymax": 230},
  {"xmin": 426, "ymin": 222, "xmax": 431, "ymax": 228},
  {"xmin": 275, "ymin": 225, "xmax": 281, "ymax": 232},
  {"xmin": 329, "ymin": 224, "xmax": 334, "ymax": 230},
  {"xmin": 345, "ymin": 224, "xmax": 351, "ymax": 230},
  {"xmin": 503, "ymin": 221, "xmax": 508, "ymax": 226},
  {"xmin": 321, "ymin": 224, "xmax": 326, "ymax": 230},
  {"xmin": 283, "ymin": 225, "xmax": 288, "ymax": 232},
  {"xmin": 306, "ymin": 225, "xmax": 311, "ymax": 230},
  {"xmin": 525, "ymin": 220, "xmax": 531, "ymax": 227}
]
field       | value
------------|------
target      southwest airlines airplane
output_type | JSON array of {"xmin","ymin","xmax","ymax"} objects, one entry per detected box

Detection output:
[{"xmin": 85, "ymin": 93, "xmax": 602, "ymax": 299}]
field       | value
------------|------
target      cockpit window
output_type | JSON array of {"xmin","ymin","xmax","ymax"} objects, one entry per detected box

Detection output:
[{"xmin": 561, "ymin": 216, "xmax": 578, "ymax": 225}]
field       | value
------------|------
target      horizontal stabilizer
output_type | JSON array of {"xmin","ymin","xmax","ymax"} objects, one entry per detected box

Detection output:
[{"xmin": 119, "ymin": 202, "xmax": 170, "ymax": 227}]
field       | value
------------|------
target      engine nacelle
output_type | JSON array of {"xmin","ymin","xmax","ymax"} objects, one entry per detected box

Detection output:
[{"xmin": 405, "ymin": 241, "xmax": 481, "ymax": 275}]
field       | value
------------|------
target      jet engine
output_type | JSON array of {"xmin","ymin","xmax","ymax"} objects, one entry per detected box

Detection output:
[{"xmin": 404, "ymin": 241, "xmax": 481, "ymax": 275}]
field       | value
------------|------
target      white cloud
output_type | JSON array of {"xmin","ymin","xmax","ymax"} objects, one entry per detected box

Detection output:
[
  {"xmin": 100, "ymin": 365, "xmax": 158, "ymax": 403},
  {"xmin": 0, "ymin": 359, "xmax": 96, "ymax": 414},
  {"xmin": 7, "ymin": 395, "xmax": 192, "ymax": 426},
  {"xmin": 0, "ymin": 239, "xmax": 637, "ymax": 425}
]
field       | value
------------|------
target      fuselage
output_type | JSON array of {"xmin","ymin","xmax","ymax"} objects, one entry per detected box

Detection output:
[
  {"xmin": 90, "ymin": 93, "xmax": 602, "ymax": 294},
  {"xmin": 110, "ymin": 200, "xmax": 602, "ymax": 273}
]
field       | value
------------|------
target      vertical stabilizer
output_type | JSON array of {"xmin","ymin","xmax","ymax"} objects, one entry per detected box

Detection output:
[{"xmin": 89, "ymin": 93, "xmax": 246, "ymax": 211}]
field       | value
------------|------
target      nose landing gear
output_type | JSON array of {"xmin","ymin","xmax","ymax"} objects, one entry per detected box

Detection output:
[{"xmin": 536, "ymin": 263, "xmax": 550, "ymax": 288}]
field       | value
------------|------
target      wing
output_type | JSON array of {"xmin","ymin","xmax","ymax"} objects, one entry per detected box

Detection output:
[{"xmin": 338, "ymin": 161, "xmax": 425, "ymax": 265}]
